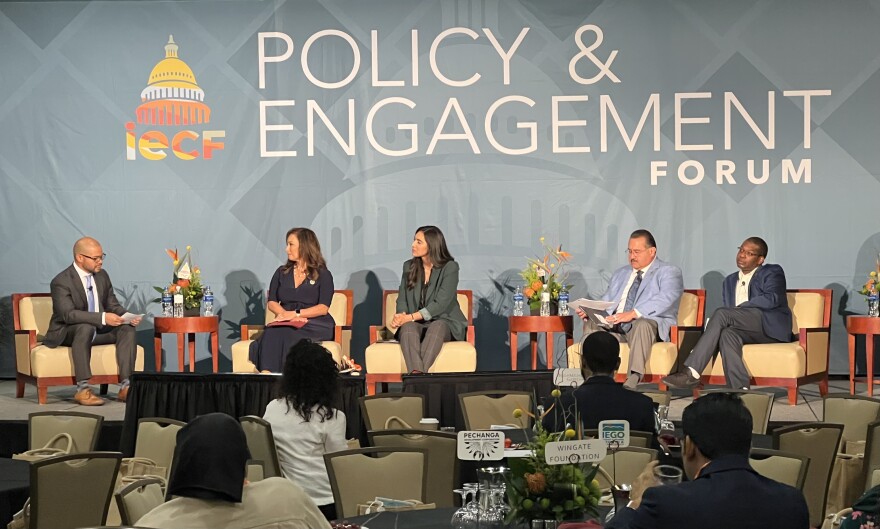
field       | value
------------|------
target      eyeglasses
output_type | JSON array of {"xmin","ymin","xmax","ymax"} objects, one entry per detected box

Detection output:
[
  {"xmin": 80, "ymin": 253, "xmax": 106, "ymax": 262},
  {"xmin": 625, "ymin": 248, "xmax": 648, "ymax": 256},
  {"xmin": 736, "ymin": 247, "xmax": 761, "ymax": 258}
]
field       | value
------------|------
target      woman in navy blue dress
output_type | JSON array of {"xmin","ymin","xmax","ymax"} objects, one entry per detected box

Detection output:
[{"xmin": 249, "ymin": 228, "xmax": 335, "ymax": 372}]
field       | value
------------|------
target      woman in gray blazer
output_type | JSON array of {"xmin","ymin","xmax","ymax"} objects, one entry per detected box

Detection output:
[{"xmin": 391, "ymin": 226, "xmax": 467, "ymax": 372}]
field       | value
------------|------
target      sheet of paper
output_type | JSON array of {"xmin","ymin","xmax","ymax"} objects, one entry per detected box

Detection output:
[
  {"xmin": 121, "ymin": 312, "xmax": 144, "ymax": 324},
  {"xmin": 568, "ymin": 298, "xmax": 616, "ymax": 312}
]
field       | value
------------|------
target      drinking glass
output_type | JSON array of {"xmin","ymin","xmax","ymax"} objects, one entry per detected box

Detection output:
[{"xmin": 653, "ymin": 464, "xmax": 683, "ymax": 485}]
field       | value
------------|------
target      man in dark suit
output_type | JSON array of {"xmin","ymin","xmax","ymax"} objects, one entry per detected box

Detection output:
[
  {"xmin": 606, "ymin": 393, "xmax": 808, "ymax": 529},
  {"xmin": 576, "ymin": 229, "xmax": 684, "ymax": 389},
  {"xmin": 663, "ymin": 237, "xmax": 792, "ymax": 390},
  {"xmin": 43, "ymin": 237, "xmax": 142, "ymax": 405},
  {"xmin": 542, "ymin": 332, "xmax": 655, "ymax": 434}
]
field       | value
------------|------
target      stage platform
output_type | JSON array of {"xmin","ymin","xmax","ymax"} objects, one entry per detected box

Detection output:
[{"xmin": 0, "ymin": 374, "xmax": 851, "ymax": 456}]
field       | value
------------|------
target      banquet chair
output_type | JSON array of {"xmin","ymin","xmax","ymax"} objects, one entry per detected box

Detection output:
[
  {"xmin": 773, "ymin": 422, "xmax": 843, "ymax": 527},
  {"xmin": 29, "ymin": 452, "xmax": 122, "ymax": 529},
  {"xmin": 369, "ymin": 429, "xmax": 458, "ymax": 507},
  {"xmin": 823, "ymin": 394, "xmax": 880, "ymax": 445},
  {"xmin": 13, "ymin": 293, "xmax": 145, "ymax": 404},
  {"xmin": 114, "ymin": 477, "xmax": 165, "ymax": 526},
  {"xmin": 706, "ymin": 289, "xmax": 833, "ymax": 405},
  {"xmin": 359, "ymin": 392, "xmax": 426, "ymax": 431},
  {"xmin": 29, "ymin": 410, "xmax": 103, "ymax": 453},
  {"xmin": 638, "ymin": 390, "xmax": 671, "ymax": 408},
  {"xmin": 133, "ymin": 418, "xmax": 185, "ymax": 476},
  {"xmin": 324, "ymin": 447, "xmax": 428, "ymax": 518},
  {"xmin": 702, "ymin": 390, "xmax": 774, "ymax": 434},
  {"xmin": 364, "ymin": 290, "xmax": 477, "ymax": 395},
  {"xmin": 459, "ymin": 390, "xmax": 532, "ymax": 430},
  {"xmin": 246, "ymin": 459, "xmax": 266, "ymax": 483},
  {"xmin": 596, "ymin": 447, "xmax": 658, "ymax": 489},
  {"xmin": 230, "ymin": 290, "xmax": 353, "ymax": 372},
  {"xmin": 863, "ymin": 420, "xmax": 880, "ymax": 492},
  {"xmin": 567, "ymin": 289, "xmax": 706, "ymax": 390},
  {"xmin": 749, "ymin": 448, "xmax": 810, "ymax": 490},
  {"xmin": 583, "ymin": 429, "xmax": 653, "ymax": 449},
  {"xmin": 239, "ymin": 416, "xmax": 283, "ymax": 478}
]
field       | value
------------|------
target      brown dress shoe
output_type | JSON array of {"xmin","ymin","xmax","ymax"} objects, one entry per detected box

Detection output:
[
  {"xmin": 117, "ymin": 386, "xmax": 129, "ymax": 403},
  {"xmin": 74, "ymin": 388, "xmax": 104, "ymax": 406}
]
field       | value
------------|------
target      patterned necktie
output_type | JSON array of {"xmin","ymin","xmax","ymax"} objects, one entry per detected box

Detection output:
[
  {"xmin": 620, "ymin": 270, "xmax": 643, "ymax": 332},
  {"xmin": 86, "ymin": 275, "xmax": 96, "ymax": 312}
]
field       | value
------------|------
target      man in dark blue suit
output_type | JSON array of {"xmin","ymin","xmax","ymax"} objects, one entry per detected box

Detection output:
[
  {"xmin": 541, "ymin": 332, "xmax": 655, "ymax": 434},
  {"xmin": 606, "ymin": 393, "xmax": 808, "ymax": 529},
  {"xmin": 663, "ymin": 237, "xmax": 792, "ymax": 390}
]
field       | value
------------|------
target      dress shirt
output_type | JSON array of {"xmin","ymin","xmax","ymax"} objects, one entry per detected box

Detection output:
[
  {"xmin": 615, "ymin": 258, "xmax": 655, "ymax": 317},
  {"xmin": 73, "ymin": 262, "xmax": 105, "ymax": 325},
  {"xmin": 735, "ymin": 267, "xmax": 759, "ymax": 306}
]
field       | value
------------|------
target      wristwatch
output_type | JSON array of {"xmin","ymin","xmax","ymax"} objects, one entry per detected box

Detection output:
[{"xmin": 294, "ymin": 310, "xmax": 300, "ymax": 318}]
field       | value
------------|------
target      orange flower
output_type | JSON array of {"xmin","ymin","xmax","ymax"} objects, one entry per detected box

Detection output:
[
  {"xmin": 177, "ymin": 279, "xmax": 191, "ymax": 288},
  {"xmin": 525, "ymin": 472, "xmax": 547, "ymax": 494},
  {"xmin": 165, "ymin": 248, "xmax": 178, "ymax": 261},
  {"xmin": 524, "ymin": 287, "xmax": 535, "ymax": 298},
  {"xmin": 531, "ymin": 280, "xmax": 543, "ymax": 291}
]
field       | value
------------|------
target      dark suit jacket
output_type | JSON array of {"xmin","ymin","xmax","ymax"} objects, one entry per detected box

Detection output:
[
  {"xmin": 606, "ymin": 455, "xmax": 809, "ymax": 529},
  {"xmin": 43, "ymin": 265, "xmax": 126, "ymax": 347},
  {"xmin": 396, "ymin": 259, "xmax": 467, "ymax": 340},
  {"xmin": 541, "ymin": 376, "xmax": 656, "ymax": 434},
  {"xmin": 722, "ymin": 264, "xmax": 792, "ymax": 342}
]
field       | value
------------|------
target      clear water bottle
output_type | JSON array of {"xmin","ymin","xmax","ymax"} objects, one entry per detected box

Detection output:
[
  {"xmin": 513, "ymin": 285, "xmax": 524, "ymax": 316},
  {"xmin": 203, "ymin": 286, "xmax": 214, "ymax": 316},
  {"xmin": 173, "ymin": 293, "xmax": 184, "ymax": 318},
  {"xmin": 558, "ymin": 287, "xmax": 570, "ymax": 316},
  {"xmin": 161, "ymin": 288, "xmax": 173, "ymax": 317},
  {"xmin": 540, "ymin": 285, "xmax": 551, "ymax": 316}
]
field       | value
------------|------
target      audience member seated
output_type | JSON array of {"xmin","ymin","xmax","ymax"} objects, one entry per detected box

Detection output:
[
  {"xmin": 606, "ymin": 393, "xmax": 808, "ymax": 529},
  {"xmin": 837, "ymin": 485, "xmax": 880, "ymax": 528},
  {"xmin": 542, "ymin": 332, "xmax": 656, "ymax": 434},
  {"xmin": 137, "ymin": 413, "xmax": 330, "ymax": 529},
  {"xmin": 263, "ymin": 340, "xmax": 348, "ymax": 522}
]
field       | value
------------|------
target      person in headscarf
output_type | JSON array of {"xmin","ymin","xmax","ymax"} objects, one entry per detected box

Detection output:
[{"xmin": 137, "ymin": 413, "xmax": 330, "ymax": 529}]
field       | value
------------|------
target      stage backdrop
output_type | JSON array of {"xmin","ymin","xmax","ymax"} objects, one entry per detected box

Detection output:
[{"xmin": 1, "ymin": 0, "xmax": 878, "ymax": 377}]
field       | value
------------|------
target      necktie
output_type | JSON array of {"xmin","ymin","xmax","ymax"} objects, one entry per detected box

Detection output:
[
  {"xmin": 86, "ymin": 275, "xmax": 96, "ymax": 312},
  {"xmin": 620, "ymin": 270, "xmax": 643, "ymax": 332}
]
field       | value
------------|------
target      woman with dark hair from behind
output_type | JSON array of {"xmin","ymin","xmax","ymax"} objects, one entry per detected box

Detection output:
[
  {"xmin": 137, "ymin": 413, "xmax": 330, "ymax": 529},
  {"xmin": 248, "ymin": 227, "xmax": 336, "ymax": 373},
  {"xmin": 263, "ymin": 339, "xmax": 348, "ymax": 522},
  {"xmin": 391, "ymin": 225, "xmax": 467, "ymax": 373}
]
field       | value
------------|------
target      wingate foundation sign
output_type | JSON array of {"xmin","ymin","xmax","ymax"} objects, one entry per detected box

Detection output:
[{"xmin": 545, "ymin": 440, "xmax": 607, "ymax": 465}]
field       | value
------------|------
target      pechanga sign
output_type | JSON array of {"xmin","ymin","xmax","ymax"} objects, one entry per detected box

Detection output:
[
  {"xmin": 256, "ymin": 24, "xmax": 828, "ymax": 187},
  {"xmin": 125, "ymin": 36, "xmax": 225, "ymax": 161}
]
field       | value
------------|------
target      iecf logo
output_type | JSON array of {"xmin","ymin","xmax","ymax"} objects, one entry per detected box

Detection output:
[{"xmin": 125, "ymin": 35, "xmax": 225, "ymax": 160}]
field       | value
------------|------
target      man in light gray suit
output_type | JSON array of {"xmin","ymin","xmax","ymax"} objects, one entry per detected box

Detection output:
[
  {"xmin": 576, "ymin": 230, "xmax": 684, "ymax": 389},
  {"xmin": 43, "ymin": 237, "xmax": 142, "ymax": 405}
]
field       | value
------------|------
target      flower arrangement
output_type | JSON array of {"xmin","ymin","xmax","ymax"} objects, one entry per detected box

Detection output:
[
  {"xmin": 859, "ymin": 255, "xmax": 880, "ymax": 299},
  {"xmin": 520, "ymin": 237, "xmax": 572, "ymax": 311},
  {"xmin": 505, "ymin": 394, "xmax": 603, "ymax": 524},
  {"xmin": 153, "ymin": 246, "xmax": 203, "ymax": 310}
]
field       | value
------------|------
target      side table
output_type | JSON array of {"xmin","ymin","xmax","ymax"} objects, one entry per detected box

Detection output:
[
  {"xmin": 847, "ymin": 316, "xmax": 880, "ymax": 395},
  {"xmin": 508, "ymin": 315, "xmax": 574, "ymax": 370},
  {"xmin": 154, "ymin": 316, "xmax": 220, "ymax": 373}
]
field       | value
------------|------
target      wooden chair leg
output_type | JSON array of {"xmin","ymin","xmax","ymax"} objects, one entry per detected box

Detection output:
[
  {"xmin": 15, "ymin": 376, "xmax": 25, "ymax": 398},
  {"xmin": 818, "ymin": 378, "xmax": 829, "ymax": 396},
  {"xmin": 38, "ymin": 386, "xmax": 48, "ymax": 404},
  {"xmin": 787, "ymin": 387, "xmax": 798, "ymax": 406}
]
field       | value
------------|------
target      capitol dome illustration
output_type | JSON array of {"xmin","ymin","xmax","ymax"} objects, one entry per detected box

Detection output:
[{"xmin": 136, "ymin": 35, "xmax": 210, "ymax": 125}]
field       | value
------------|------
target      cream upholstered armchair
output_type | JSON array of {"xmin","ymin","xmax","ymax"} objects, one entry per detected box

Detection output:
[
  {"xmin": 705, "ymin": 289, "xmax": 832, "ymax": 405},
  {"xmin": 364, "ymin": 290, "xmax": 477, "ymax": 395},
  {"xmin": 566, "ymin": 289, "xmax": 705, "ymax": 390},
  {"xmin": 13, "ymin": 293, "xmax": 145, "ymax": 404},
  {"xmin": 231, "ymin": 289, "xmax": 353, "ymax": 372}
]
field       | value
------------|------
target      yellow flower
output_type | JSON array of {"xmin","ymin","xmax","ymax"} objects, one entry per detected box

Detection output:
[
  {"xmin": 872, "ymin": 271, "xmax": 878, "ymax": 277},
  {"xmin": 173, "ymin": 260, "xmax": 179, "ymax": 266},
  {"xmin": 551, "ymin": 388, "xmax": 562, "ymax": 398},
  {"xmin": 539, "ymin": 237, "xmax": 545, "ymax": 242},
  {"xmin": 513, "ymin": 408, "xmax": 524, "ymax": 419},
  {"xmin": 186, "ymin": 245, "xmax": 191, "ymax": 251},
  {"xmin": 550, "ymin": 263, "xmax": 556, "ymax": 268},
  {"xmin": 564, "ymin": 428, "xmax": 576, "ymax": 439}
]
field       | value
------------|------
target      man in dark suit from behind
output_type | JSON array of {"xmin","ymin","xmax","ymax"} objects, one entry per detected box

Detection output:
[
  {"xmin": 606, "ymin": 393, "xmax": 808, "ymax": 529},
  {"xmin": 542, "ymin": 332, "xmax": 655, "ymax": 434},
  {"xmin": 663, "ymin": 236, "xmax": 792, "ymax": 390},
  {"xmin": 43, "ymin": 237, "xmax": 142, "ymax": 405}
]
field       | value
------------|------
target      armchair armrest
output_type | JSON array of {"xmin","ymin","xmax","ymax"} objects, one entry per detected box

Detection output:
[
  {"xmin": 798, "ymin": 326, "xmax": 831, "ymax": 349},
  {"xmin": 240, "ymin": 324, "xmax": 265, "ymax": 341},
  {"xmin": 670, "ymin": 324, "xmax": 703, "ymax": 347},
  {"xmin": 466, "ymin": 325, "xmax": 475, "ymax": 345},
  {"xmin": 15, "ymin": 328, "xmax": 37, "ymax": 351},
  {"xmin": 334, "ymin": 325, "xmax": 352, "ymax": 344}
]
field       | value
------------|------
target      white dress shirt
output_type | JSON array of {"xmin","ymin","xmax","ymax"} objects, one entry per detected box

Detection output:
[
  {"xmin": 736, "ymin": 267, "xmax": 758, "ymax": 306},
  {"xmin": 615, "ymin": 259, "xmax": 655, "ymax": 317},
  {"xmin": 73, "ymin": 262, "xmax": 105, "ymax": 325}
]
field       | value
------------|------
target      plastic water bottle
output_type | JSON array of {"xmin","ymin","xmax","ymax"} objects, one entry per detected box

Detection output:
[
  {"xmin": 513, "ymin": 285, "xmax": 524, "ymax": 316},
  {"xmin": 161, "ymin": 288, "xmax": 173, "ymax": 317},
  {"xmin": 203, "ymin": 286, "xmax": 214, "ymax": 316},
  {"xmin": 173, "ymin": 293, "xmax": 184, "ymax": 318},
  {"xmin": 558, "ymin": 287, "xmax": 570, "ymax": 316},
  {"xmin": 540, "ymin": 285, "xmax": 551, "ymax": 316}
]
